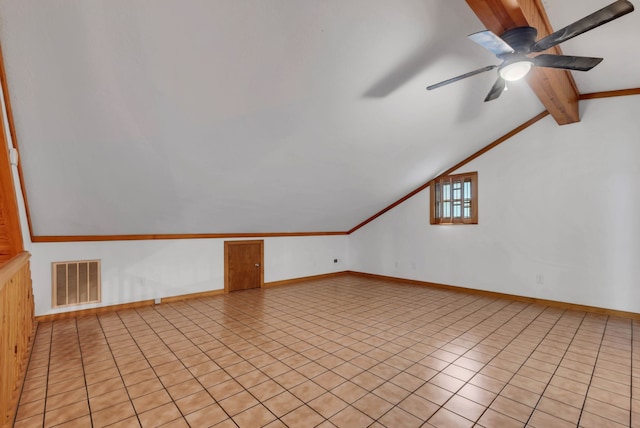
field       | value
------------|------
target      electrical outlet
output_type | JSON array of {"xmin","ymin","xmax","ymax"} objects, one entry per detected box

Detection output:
[{"xmin": 536, "ymin": 274, "xmax": 544, "ymax": 285}]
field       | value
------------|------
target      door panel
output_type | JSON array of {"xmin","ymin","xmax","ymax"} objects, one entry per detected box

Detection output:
[{"xmin": 225, "ymin": 240, "xmax": 263, "ymax": 292}]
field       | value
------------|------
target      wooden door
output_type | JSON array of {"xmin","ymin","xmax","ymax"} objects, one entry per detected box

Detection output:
[{"xmin": 224, "ymin": 240, "xmax": 264, "ymax": 292}]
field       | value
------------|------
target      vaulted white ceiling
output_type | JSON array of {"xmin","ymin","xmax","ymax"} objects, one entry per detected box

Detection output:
[{"xmin": 1, "ymin": 0, "xmax": 638, "ymax": 236}]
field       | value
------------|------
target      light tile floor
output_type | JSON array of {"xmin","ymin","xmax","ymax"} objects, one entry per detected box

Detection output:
[{"xmin": 13, "ymin": 275, "xmax": 640, "ymax": 427}]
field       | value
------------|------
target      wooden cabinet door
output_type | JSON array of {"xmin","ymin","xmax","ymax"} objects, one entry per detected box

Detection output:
[{"xmin": 225, "ymin": 240, "xmax": 263, "ymax": 292}]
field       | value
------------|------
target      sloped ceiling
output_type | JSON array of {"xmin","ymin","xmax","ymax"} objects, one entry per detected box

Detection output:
[{"xmin": 0, "ymin": 0, "xmax": 638, "ymax": 236}]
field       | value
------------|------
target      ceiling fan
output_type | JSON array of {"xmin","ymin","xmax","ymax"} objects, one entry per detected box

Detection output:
[{"xmin": 426, "ymin": 0, "xmax": 635, "ymax": 101}]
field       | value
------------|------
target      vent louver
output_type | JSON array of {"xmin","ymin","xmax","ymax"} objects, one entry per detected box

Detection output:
[{"xmin": 52, "ymin": 260, "xmax": 101, "ymax": 307}]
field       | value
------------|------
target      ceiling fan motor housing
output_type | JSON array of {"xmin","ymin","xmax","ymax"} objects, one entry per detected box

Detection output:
[{"xmin": 499, "ymin": 26, "xmax": 538, "ymax": 55}]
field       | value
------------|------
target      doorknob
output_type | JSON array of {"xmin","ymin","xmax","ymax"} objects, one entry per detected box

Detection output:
[{"xmin": 255, "ymin": 263, "xmax": 260, "ymax": 267}]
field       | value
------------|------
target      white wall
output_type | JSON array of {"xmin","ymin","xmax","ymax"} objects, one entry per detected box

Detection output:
[
  {"xmin": 350, "ymin": 96, "xmax": 640, "ymax": 313},
  {"xmin": 31, "ymin": 235, "xmax": 348, "ymax": 316}
]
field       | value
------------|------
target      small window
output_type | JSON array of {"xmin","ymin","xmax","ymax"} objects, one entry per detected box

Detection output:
[
  {"xmin": 430, "ymin": 172, "xmax": 478, "ymax": 225},
  {"xmin": 52, "ymin": 260, "xmax": 101, "ymax": 307}
]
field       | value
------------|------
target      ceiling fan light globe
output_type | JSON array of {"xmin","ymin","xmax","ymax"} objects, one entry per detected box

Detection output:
[{"xmin": 499, "ymin": 60, "xmax": 533, "ymax": 81}]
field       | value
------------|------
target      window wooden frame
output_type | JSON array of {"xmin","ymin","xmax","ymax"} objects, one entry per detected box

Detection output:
[{"xmin": 430, "ymin": 172, "xmax": 478, "ymax": 225}]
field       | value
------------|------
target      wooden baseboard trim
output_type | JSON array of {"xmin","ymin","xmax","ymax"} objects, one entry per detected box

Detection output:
[
  {"xmin": 36, "ymin": 273, "xmax": 351, "ymax": 321},
  {"xmin": 36, "ymin": 271, "xmax": 639, "ymax": 321},
  {"xmin": 34, "ymin": 289, "xmax": 230, "ymax": 322},
  {"xmin": 161, "ymin": 289, "xmax": 224, "ymax": 304},
  {"xmin": 264, "ymin": 271, "xmax": 349, "ymax": 288},
  {"xmin": 347, "ymin": 271, "xmax": 640, "ymax": 320},
  {"xmin": 35, "ymin": 300, "xmax": 156, "ymax": 322}
]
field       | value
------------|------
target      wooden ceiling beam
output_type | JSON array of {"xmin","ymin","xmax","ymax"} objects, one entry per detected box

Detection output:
[{"xmin": 466, "ymin": 0, "xmax": 581, "ymax": 125}]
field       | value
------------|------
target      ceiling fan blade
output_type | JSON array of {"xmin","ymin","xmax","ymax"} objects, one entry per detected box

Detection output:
[
  {"xmin": 534, "ymin": 54, "xmax": 603, "ymax": 71},
  {"xmin": 468, "ymin": 30, "xmax": 514, "ymax": 56},
  {"xmin": 532, "ymin": 0, "xmax": 634, "ymax": 52},
  {"xmin": 427, "ymin": 65, "xmax": 497, "ymax": 91},
  {"xmin": 484, "ymin": 77, "xmax": 506, "ymax": 102}
]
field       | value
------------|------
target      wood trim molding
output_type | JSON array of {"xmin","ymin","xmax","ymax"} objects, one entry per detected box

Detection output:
[
  {"xmin": 579, "ymin": 88, "xmax": 640, "ymax": 100},
  {"xmin": 348, "ymin": 111, "xmax": 549, "ymax": 234},
  {"xmin": 35, "ymin": 289, "xmax": 227, "ymax": 322},
  {"xmin": 33, "ymin": 270, "xmax": 640, "ymax": 322},
  {"xmin": 264, "ymin": 271, "xmax": 349, "ymax": 288},
  {"xmin": 465, "ymin": 0, "xmax": 580, "ymax": 125},
  {"xmin": 0, "ymin": 40, "xmax": 33, "ymax": 243},
  {"xmin": 35, "ymin": 271, "xmax": 349, "ymax": 321},
  {"xmin": 437, "ymin": 111, "xmax": 550, "ymax": 179},
  {"xmin": 0, "ymin": 93, "xmax": 23, "ymax": 259},
  {"xmin": 32, "ymin": 231, "xmax": 347, "ymax": 243},
  {"xmin": 348, "ymin": 271, "xmax": 640, "ymax": 321},
  {"xmin": 35, "ymin": 299, "xmax": 156, "ymax": 323},
  {"xmin": 161, "ymin": 289, "xmax": 224, "ymax": 304}
]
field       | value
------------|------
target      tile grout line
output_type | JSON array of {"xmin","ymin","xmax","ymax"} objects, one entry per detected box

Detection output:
[
  {"xmin": 291, "ymin": 289, "xmax": 503, "ymax": 422},
  {"xmin": 176, "ymin": 283, "xmax": 480, "ymax": 424},
  {"xmin": 130, "ymin": 304, "xmax": 241, "ymax": 425},
  {"xmin": 296, "ymin": 290, "xmax": 531, "ymax": 423},
  {"xmin": 19, "ymin": 321, "xmax": 50, "ymax": 427},
  {"xmin": 375, "ymin": 297, "xmax": 534, "ymax": 424},
  {"xmin": 303, "ymin": 284, "xmax": 559, "ymax": 425},
  {"xmin": 323, "ymin": 293, "xmax": 505, "ymax": 423},
  {"xmin": 138, "ymin": 308, "xmax": 203, "ymax": 424},
  {"xmin": 41, "ymin": 322, "xmax": 55, "ymax": 427},
  {"xmin": 573, "ymin": 315, "xmax": 627, "ymax": 427},
  {"xmin": 173, "ymin": 295, "xmax": 316, "ymax": 425},
  {"xmin": 95, "ymin": 312, "xmax": 144, "ymax": 427},
  {"xmin": 521, "ymin": 310, "xmax": 592, "ymax": 426},
  {"xmin": 74, "ymin": 317, "xmax": 93, "ymax": 426},
  {"xmin": 449, "ymin": 304, "xmax": 571, "ymax": 426},
  {"xmin": 122, "ymin": 307, "xmax": 206, "ymax": 425}
]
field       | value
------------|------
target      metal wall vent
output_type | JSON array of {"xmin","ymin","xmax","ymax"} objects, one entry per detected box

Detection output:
[{"xmin": 52, "ymin": 260, "xmax": 101, "ymax": 308}]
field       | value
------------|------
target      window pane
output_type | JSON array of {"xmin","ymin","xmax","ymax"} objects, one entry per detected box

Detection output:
[
  {"xmin": 435, "ymin": 183, "xmax": 441, "ymax": 218},
  {"xmin": 443, "ymin": 183, "xmax": 451, "ymax": 201},
  {"xmin": 453, "ymin": 201, "xmax": 461, "ymax": 218},
  {"xmin": 464, "ymin": 200, "xmax": 471, "ymax": 218},
  {"xmin": 453, "ymin": 180, "xmax": 461, "ymax": 200},
  {"xmin": 443, "ymin": 201, "xmax": 451, "ymax": 218},
  {"xmin": 464, "ymin": 179, "xmax": 472, "ymax": 218}
]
